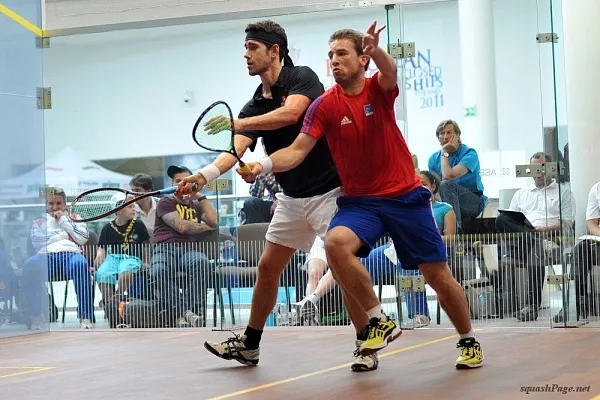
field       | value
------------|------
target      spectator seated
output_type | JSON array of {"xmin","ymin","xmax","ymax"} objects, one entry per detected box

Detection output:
[
  {"xmin": 495, "ymin": 152, "xmax": 575, "ymax": 322},
  {"xmin": 428, "ymin": 120, "xmax": 487, "ymax": 233},
  {"xmin": 20, "ymin": 187, "xmax": 95, "ymax": 329}
]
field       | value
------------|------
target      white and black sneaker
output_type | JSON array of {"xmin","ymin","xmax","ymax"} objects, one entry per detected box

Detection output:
[
  {"xmin": 294, "ymin": 295, "xmax": 320, "ymax": 326},
  {"xmin": 204, "ymin": 333, "xmax": 260, "ymax": 366},
  {"xmin": 351, "ymin": 340, "xmax": 378, "ymax": 372}
]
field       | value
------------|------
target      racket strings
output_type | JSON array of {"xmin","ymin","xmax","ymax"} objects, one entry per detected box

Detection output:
[
  {"xmin": 194, "ymin": 104, "xmax": 235, "ymax": 151},
  {"xmin": 69, "ymin": 190, "xmax": 124, "ymax": 221}
]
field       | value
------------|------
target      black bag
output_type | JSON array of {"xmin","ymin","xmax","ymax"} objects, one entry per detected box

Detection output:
[{"xmin": 105, "ymin": 294, "xmax": 166, "ymax": 329}]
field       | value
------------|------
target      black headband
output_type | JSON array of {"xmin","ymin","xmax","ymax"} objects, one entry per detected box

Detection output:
[{"xmin": 245, "ymin": 30, "xmax": 294, "ymax": 67}]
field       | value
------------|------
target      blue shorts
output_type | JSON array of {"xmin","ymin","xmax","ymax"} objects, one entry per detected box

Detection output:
[
  {"xmin": 329, "ymin": 186, "xmax": 447, "ymax": 270},
  {"xmin": 96, "ymin": 254, "xmax": 143, "ymax": 285}
]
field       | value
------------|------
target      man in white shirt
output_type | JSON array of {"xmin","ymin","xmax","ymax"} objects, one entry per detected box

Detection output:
[
  {"xmin": 570, "ymin": 181, "xmax": 600, "ymax": 318},
  {"xmin": 21, "ymin": 187, "xmax": 95, "ymax": 329},
  {"xmin": 495, "ymin": 152, "xmax": 575, "ymax": 322},
  {"xmin": 129, "ymin": 173, "xmax": 158, "ymax": 237}
]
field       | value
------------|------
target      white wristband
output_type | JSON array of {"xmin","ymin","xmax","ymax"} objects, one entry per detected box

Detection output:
[
  {"xmin": 258, "ymin": 157, "xmax": 273, "ymax": 176},
  {"xmin": 196, "ymin": 164, "xmax": 221, "ymax": 183}
]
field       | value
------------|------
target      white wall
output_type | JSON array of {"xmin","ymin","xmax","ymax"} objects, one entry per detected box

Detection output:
[{"xmin": 43, "ymin": 0, "xmax": 568, "ymax": 198}]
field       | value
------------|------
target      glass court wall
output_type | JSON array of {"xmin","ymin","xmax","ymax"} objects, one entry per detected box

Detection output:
[
  {"xmin": 0, "ymin": 0, "xmax": 48, "ymax": 338},
  {"xmin": 2, "ymin": 0, "xmax": 587, "ymax": 334}
]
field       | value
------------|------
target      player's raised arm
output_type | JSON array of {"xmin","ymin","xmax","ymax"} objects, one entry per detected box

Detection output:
[
  {"xmin": 235, "ymin": 94, "xmax": 311, "ymax": 132},
  {"xmin": 362, "ymin": 21, "xmax": 397, "ymax": 91},
  {"xmin": 235, "ymin": 67, "xmax": 323, "ymax": 132},
  {"xmin": 237, "ymin": 96, "xmax": 329, "ymax": 181}
]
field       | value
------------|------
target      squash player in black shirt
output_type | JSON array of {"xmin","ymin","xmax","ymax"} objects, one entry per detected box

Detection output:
[{"xmin": 176, "ymin": 20, "xmax": 386, "ymax": 372}]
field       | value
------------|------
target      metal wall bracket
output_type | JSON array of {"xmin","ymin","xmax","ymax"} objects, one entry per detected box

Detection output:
[
  {"xmin": 397, "ymin": 275, "xmax": 426, "ymax": 292},
  {"xmin": 36, "ymin": 37, "xmax": 50, "ymax": 48},
  {"xmin": 388, "ymin": 42, "xmax": 415, "ymax": 59},
  {"xmin": 36, "ymin": 87, "xmax": 52, "ymax": 109},
  {"xmin": 205, "ymin": 179, "xmax": 229, "ymax": 191},
  {"xmin": 515, "ymin": 162, "xmax": 564, "ymax": 179},
  {"xmin": 397, "ymin": 276, "xmax": 413, "ymax": 291},
  {"xmin": 412, "ymin": 276, "xmax": 426, "ymax": 292},
  {"xmin": 39, "ymin": 187, "xmax": 55, "ymax": 197},
  {"xmin": 536, "ymin": 33, "xmax": 559, "ymax": 43},
  {"xmin": 547, "ymin": 274, "xmax": 568, "ymax": 285}
]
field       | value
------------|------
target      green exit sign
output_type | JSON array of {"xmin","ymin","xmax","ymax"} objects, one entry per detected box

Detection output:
[{"xmin": 464, "ymin": 106, "xmax": 477, "ymax": 117}]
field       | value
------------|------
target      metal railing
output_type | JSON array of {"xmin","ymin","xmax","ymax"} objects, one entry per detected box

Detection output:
[{"xmin": 1, "ymin": 229, "xmax": 599, "ymax": 333}]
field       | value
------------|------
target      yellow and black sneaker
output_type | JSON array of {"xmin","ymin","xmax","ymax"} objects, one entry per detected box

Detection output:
[
  {"xmin": 455, "ymin": 338, "xmax": 484, "ymax": 369},
  {"xmin": 359, "ymin": 316, "xmax": 402, "ymax": 357}
]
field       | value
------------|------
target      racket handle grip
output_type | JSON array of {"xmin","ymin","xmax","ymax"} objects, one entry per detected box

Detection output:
[
  {"xmin": 159, "ymin": 182, "xmax": 198, "ymax": 195},
  {"xmin": 239, "ymin": 163, "xmax": 252, "ymax": 174}
]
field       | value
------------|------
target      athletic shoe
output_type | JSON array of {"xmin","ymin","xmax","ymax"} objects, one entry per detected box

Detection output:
[
  {"xmin": 455, "ymin": 338, "xmax": 484, "ymax": 369},
  {"xmin": 351, "ymin": 340, "xmax": 378, "ymax": 372},
  {"xmin": 359, "ymin": 316, "xmax": 402, "ymax": 356},
  {"xmin": 300, "ymin": 297, "xmax": 320, "ymax": 326},
  {"xmin": 204, "ymin": 333, "xmax": 259, "ymax": 366},
  {"xmin": 413, "ymin": 314, "xmax": 430, "ymax": 328}
]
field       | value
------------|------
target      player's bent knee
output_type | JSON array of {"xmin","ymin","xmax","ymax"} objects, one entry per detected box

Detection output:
[
  {"xmin": 324, "ymin": 227, "xmax": 362, "ymax": 259},
  {"xmin": 419, "ymin": 262, "xmax": 455, "ymax": 291}
]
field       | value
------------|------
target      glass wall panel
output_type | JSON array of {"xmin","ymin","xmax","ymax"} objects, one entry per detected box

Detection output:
[
  {"xmin": 0, "ymin": 0, "xmax": 48, "ymax": 337},
  {"xmin": 536, "ymin": 0, "xmax": 582, "ymax": 328},
  {"xmin": 390, "ymin": 0, "xmax": 559, "ymax": 330},
  {"xmin": 44, "ymin": 5, "xmax": 392, "ymax": 332},
  {"xmin": 533, "ymin": 0, "xmax": 572, "ymax": 328}
]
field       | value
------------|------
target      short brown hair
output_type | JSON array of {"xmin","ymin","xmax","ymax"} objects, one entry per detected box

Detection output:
[
  {"xmin": 129, "ymin": 173, "xmax": 154, "ymax": 192},
  {"xmin": 329, "ymin": 29, "xmax": 370, "ymax": 71},
  {"xmin": 435, "ymin": 120, "xmax": 461, "ymax": 137},
  {"xmin": 245, "ymin": 20, "xmax": 288, "ymax": 62}
]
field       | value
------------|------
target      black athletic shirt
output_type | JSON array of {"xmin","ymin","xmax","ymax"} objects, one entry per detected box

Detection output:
[
  {"xmin": 98, "ymin": 218, "xmax": 150, "ymax": 258},
  {"xmin": 238, "ymin": 66, "xmax": 341, "ymax": 198}
]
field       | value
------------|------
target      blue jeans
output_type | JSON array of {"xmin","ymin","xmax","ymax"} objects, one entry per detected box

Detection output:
[
  {"xmin": 21, "ymin": 252, "xmax": 94, "ymax": 320},
  {"xmin": 361, "ymin": 243, "xmax": 430, "ymax": 319},
  {"xmin": 148, "ymin": 244, "xmax": 210, "ymax": 317}
]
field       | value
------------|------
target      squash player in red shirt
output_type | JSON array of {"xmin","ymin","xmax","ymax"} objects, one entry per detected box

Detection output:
[{"xmin": 238, "ymin": 23, "xmax": 484, "ymax": 369}]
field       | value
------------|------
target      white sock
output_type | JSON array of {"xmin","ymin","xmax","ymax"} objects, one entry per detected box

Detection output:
[
  {"xmin": 459, "ymin": 330, "xmax": 475, "ymax": 340},
  {"xmin": 366, "ymin": 306, "xmax": 384, "ymax": 320}
]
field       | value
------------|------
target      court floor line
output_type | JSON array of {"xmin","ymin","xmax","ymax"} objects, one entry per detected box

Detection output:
[
  {"xmin": 0, "ymin": 333, "xmax": 48, "ymax": 346},
  {"xmin": 0, "ymin": 4, "xmax": 43, "ymax": 37},
  {"xmin": 0, "ymin": 367, "xmax": 55, "ymax": 380},
  {"xmin": 205, "ymin": 332, "xmax": 466, "ymax": 400}
]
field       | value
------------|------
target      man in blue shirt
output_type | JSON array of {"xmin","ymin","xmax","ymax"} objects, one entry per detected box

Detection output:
[{"xmin": 428, "ymin": 120, "xmax": 487, "ymax": 232}]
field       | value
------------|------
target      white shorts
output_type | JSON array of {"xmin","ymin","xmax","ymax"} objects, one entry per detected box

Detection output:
[{"xmin": 266, "ymin": 186, "xmax": 342, "ymax": 253}]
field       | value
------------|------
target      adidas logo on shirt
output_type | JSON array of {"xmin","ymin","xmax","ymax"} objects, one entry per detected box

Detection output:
[{"xmin": 341, "ymin": 116, "xmax": 353, "ymax": 125}]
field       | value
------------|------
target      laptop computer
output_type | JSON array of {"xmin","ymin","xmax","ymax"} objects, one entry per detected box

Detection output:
[{"xmin": 497, "ymin": 209, "xmax": 535, "ymax": 230}]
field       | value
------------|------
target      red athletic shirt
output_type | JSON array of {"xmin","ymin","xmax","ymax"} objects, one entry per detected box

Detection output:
[{"xmin": 301, "ymin": 72, "xmax": 421, "ymax": 197}]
